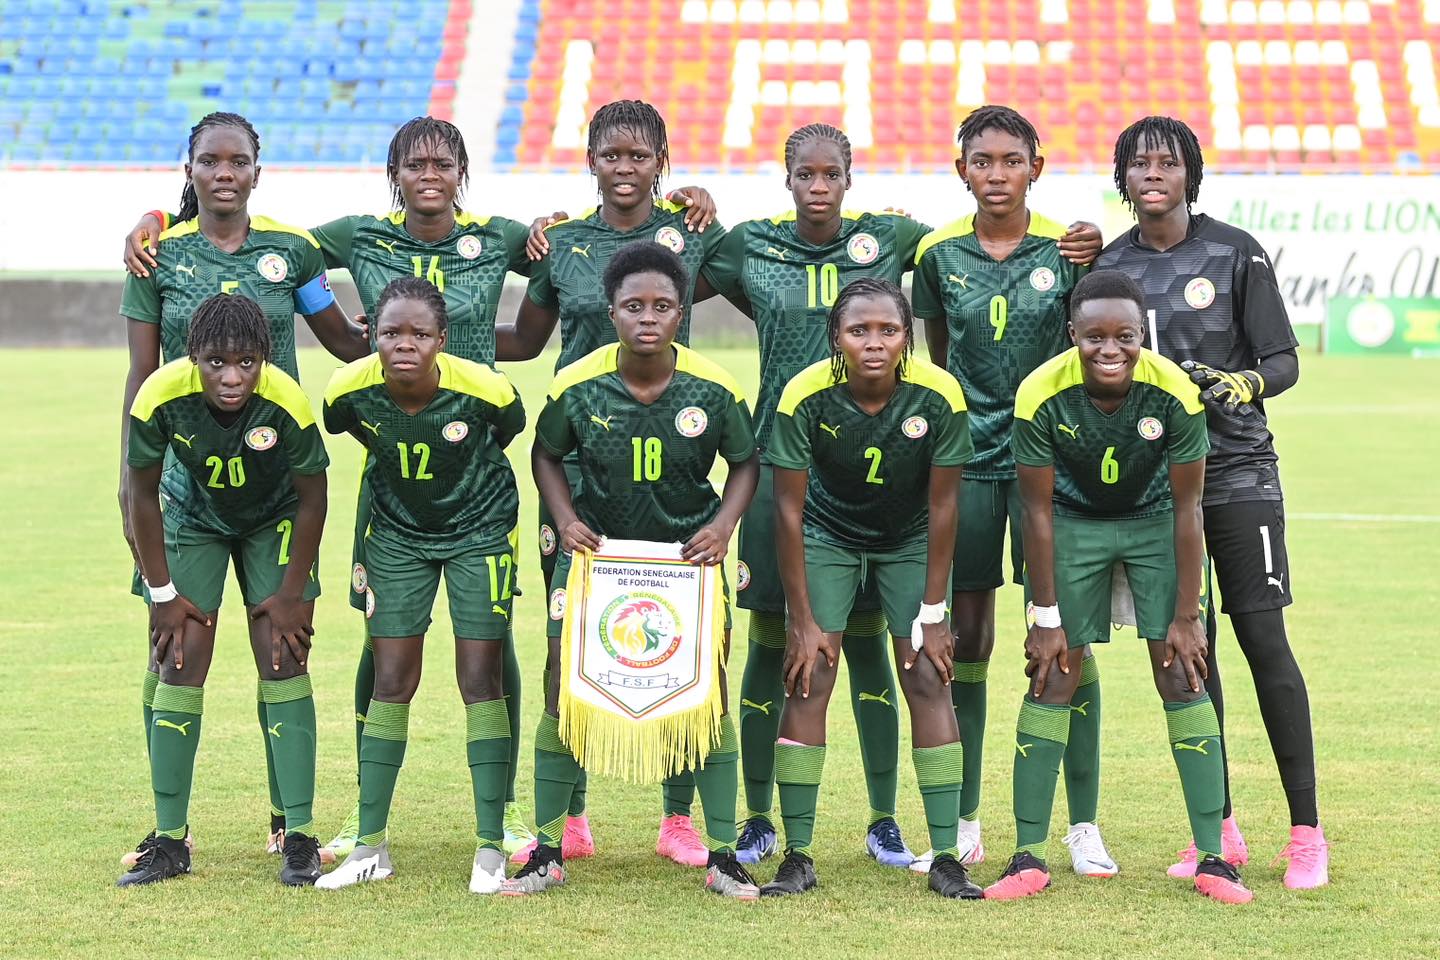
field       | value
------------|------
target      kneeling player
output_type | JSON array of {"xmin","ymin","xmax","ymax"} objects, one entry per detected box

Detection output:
[
  {"xmin": 509, "ymin": 242, "xmax": 760, "ymax": 898},
  {"xmin": 318, "ymin": 278, "xmax": 525, "ymax": 894},
  {"xmin": 985, "ymin": 271, "xmax": 1251, "ymax": 904},
  {"xmin": 764, "ymin": 278, "xmax": 982, "ymax": 900},
  {"xmin": 119, "ymin": 294, "xmax": 328, "ymax": 887}
]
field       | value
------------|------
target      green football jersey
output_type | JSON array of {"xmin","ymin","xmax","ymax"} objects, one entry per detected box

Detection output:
[
  {"xmin": 127, "ymin": 358, "xmax": 329, "ymax": 536},
  {"xmin": 534, "ymin": 343, "xmax": 756, "ymax": 543},
  {"xmin": 701, "ymin": 210, "xmax": 932, "ymax": 455},
  {"xmin": 323, "ymin": 352, "xmax": 524, "ymax": 548},
  {"xmin": 310, "ymin": 210, "xmax": 531, "ymax": 365},
  {"xmin": 119, "ymin": 215, "xmax": 337, "ymax": 380},
  {"xmin": 911, "ymin": 212, "xmax": 1085, "ymax": 481},
  {"xmin": 768, "ymin": 356, "xmax": 972, "ymax": 550},
  {"xmin": 1013, "ymin": 348, "xmax": 1209, "ymax": 519},
  {"xmin": 526, "ymin": 199, "xmax": 728, "ymax": 370}
]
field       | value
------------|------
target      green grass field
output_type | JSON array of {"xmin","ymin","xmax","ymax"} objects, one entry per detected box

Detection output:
[{"xmin": 2, "ymin": 348, "xmax": 1437, "ymax": 959}]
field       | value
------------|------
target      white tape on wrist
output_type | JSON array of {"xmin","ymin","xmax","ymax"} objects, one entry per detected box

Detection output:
[
  {"xmin": 148, "ymin": 581, "xmax": 178, "ymax": 603},
  {"xmin": 1033, "ymin": 604, "xmax": 1061, "ymax": 629},
  {"xmin": 916, "ymin": 601, "xmax": 947, "ymax": 624}
]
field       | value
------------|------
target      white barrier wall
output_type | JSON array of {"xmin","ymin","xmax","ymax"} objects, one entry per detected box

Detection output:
[{"xmin": 6, "ymin": 169, "xmax": 1438, "ymax": 326}]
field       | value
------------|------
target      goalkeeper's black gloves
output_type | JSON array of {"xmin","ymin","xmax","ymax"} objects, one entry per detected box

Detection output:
[{"xmin": 1180, "ymin": 360, "xmax": 1264, "ymax": 410}]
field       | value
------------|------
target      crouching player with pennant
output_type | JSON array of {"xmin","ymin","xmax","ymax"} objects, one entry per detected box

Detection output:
[{"xmin": 512, "ymin": 242, "xmax": 761, "ymax": 898}]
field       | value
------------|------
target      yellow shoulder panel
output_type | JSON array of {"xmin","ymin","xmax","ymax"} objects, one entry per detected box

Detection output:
[
  {"xmin": 674, "ymin": 344, "xmax": 746, "ymax": 402},
  {"xmin": 1014, "ymin": 349, "xmax": 1083, "ymax": 420},
  {"xmin": 1027, "ymin": 211, "xmax": 1068, "ymax": 241},
  {"xmin": 323, "ymin": 354, "xmax": 385, "ymax": 405},
  {"xmin": 914, "ymin": 216, "xmax": 976, "ymax": 264},
  {"xmin": 1134, "ymin": 349, "xmax": 1205, "ymax": 414},
  {"xmin": 777, "ymin": 358, "xmax": 839, "ymax": 416},
  {"xmin": 157, "ymin": 218, "xmax": 201, "ymax": 242},
  {"xmin": 656, "ymin": 197, "xmax": 688, "ymax": 216},
  {"xmin": 547, "ymin": 344, "xmax": 621, "ymax": 400},
  {"xmin": 438, "ymin": 353, "xmax": 518, "ymax": 407},
  {"xmin": 902, "ymin": 356, "xmax": 968, "ymax": 413},
  {"xmin": 255, "ymin": 364, "xmax": 317, "ymax": 427},
  {"xmin": 767, "ymin": 209, "xmax": 799, "ymax": 226},
  {"xmin": 454, "ymin": 210, "xmax": 492, "ymax": 228},
  {"xmin": 250, "ymin": 215, "xmax": 322, "ymax": 249},
  {"xmin": 131, "ymin": 358, "xmax": 202, "ymax": 420}
]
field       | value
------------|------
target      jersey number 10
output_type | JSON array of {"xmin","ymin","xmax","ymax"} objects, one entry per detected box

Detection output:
[{"xmin": 806, "ymin": 263, "xmax": 839, "ymax": 309}]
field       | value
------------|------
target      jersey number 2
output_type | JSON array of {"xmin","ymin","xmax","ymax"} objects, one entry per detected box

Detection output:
[{"xmin": 864, "ymin": 446, "xmax": 885, "ymax": 485}]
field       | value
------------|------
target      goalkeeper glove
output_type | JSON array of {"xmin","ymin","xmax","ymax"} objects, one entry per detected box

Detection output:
[{"xmin": 1180, "ymin": 360, "xmax": 1264, "ymax": 409}]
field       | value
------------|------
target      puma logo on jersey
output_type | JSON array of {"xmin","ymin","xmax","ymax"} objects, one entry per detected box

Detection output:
[
  {"xmin": 858, "ymin": 689, "xmax": 893, "ymax": 708},
  {"xmin": 1252, "ymin": 254, "xmax": 1268, "ymax": 266},
  {"xmin": 175, "ymin": 263, "xmax": 195, "ymax": 277},
  {"xmin": 155, "ymin": 719, "xmax": 192, "ymax": 736},
  {"xmin": 267, "ymin": 722, "xmax": 283, "ymax": 738},
  {"xmin": 765, "ymin": 246, "xmax": 788, "ymax": 260},
  {"xmin": 1015, "ymin": 741, "xmax": 1034, "ymax": 758},
  {"xmin": 1174, "ymin": 740, "xmax": 1211, "ymax": 755},
  {"xmin": 1268, "ymin": 573, "xmax": 1285, "ymax": 591},
  {"xmin": 359, "ymin": 420, "xmax": 381, "ymax": 436},
  {"xmin": 1057, "ymin": 424, "xmax": 1080, "ymax": 440},
  {"xmin": 948, "ymin": 273, "xmax": 969, "ymax": 289},
  {"xmin": 740, "ymin": 698, "xmax": 773, "ymax": 716},
  {"xmin": 818, "ymin": 422, "xmax": 840, "ymax": 439},
  {"xmin": 375, "ymin": 239, "xmax": 398, "ymax": 254},
  {"xmin": 492, "ymin": 604, "xmax": 510, "ymax": 620},
  {"xmin": 173, "ymin": 433, "xmax": 196, "ymax": 448},
  {"xmin": 589, "ymin": 414, "xmax": 613, "ymax": 430},
  {"xmin": 571, "ymin": 245, "xmax": 591, "ymax": 257}
]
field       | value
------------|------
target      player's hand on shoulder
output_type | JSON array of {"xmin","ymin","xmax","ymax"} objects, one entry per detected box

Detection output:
[
  {"xmin": 1023, "ymin": 624, "xmax": 1069, "ymax": 697},
  {"xmin": 124, "ymin": 211, "xmax": 165, "ymax": 277},
  {"xmin": 151, "ymin": 595, "xmax": 211, "ymax": 669},
  {"xmin": 1058, "ymin": 221, "xmax": 1103, "ymax": 267},
  {"xmin": 666, "ymin": 186, "xmax": 716, "ymax": 233},
  {"xmin": 681, "ymin": 521, "xmax": 732, "ymax": 565},
  {"xmin": 525, "ymin": 211, "xmax": 570, "ymax": 260},
  {"xmin": 251, "ymin": 592, "xmax": 315, "ymax": 670},
  {"xmin": 560, "ymin": 518, "xmax": 602, "ymax": 553}
]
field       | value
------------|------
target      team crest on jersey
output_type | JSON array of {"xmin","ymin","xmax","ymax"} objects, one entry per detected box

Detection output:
[
  {"xmin": 365, "ymin": 587, "xmax": 376, "ymax": 619},
  {"xmin": 456, "ymin": 235, "xmax": 483, "ymax": 259},
  {"xmin": 351, "ymin": 563, "xmax": 368, "ymax": 594},
  {"xmin": 1137, "ymin": 416, "xmax": 1165, "ymax": 440},
  {"xmin": 443, "ymin": 420, "xmax": 469, "ymax": 442},
  {"xmin": 654, "ymin": 226, "xmax": 685, "ymax": 253},
  {"xmin": 847, "ymin": 232, "xmax": 880, "ymax": 264},
  {"xmin": 736, "ymin": 561, "xmax": 751, "ymax": 591},
  {"xmin": 1029, "ymin": 267, "xmax": 1056, "ymax": 292},
  {"xmin": 902, "ymin": 415, "xmax": 929, "ymax": 439},
  {"xmin": 245, "ymin": 426, "xmax": 278, "ymax": 451},
  {"xmin": 256, "ymin": 253, "xmax": 288, "ymax": 282},
  {"xmin": 539, "ymin": 524, "xmax": 557, "ymax": 556},
  {"xmin": 675, "ymin": 406, "xmax": 708, "ymax": 437},
  {"xmin": 549, "ymin": 588, "xmax": 567, "ymax": 620},
  {"xmin": 1184, "ymin": 277, "xmax": 1216, "ymax": 309}
]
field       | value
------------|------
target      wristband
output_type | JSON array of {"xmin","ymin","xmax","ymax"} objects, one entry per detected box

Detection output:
[
  {"xmin": 1032, "ymin": 604, "xmax": 1062, "ymax": 629},
  {"xmin": 148, "ymin": 581, "xmax": 178, "ymax": 603},
  {"xmin": 916, "ymin": 601, "xmax": 947, "ymax": 624},
  {"xmin": 146, "ymin": 209, "xmax": 169, "ymax": 232}
]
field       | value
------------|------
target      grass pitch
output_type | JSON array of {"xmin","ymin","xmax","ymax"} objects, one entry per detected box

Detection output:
[{"xmin": 1, "ymin": 348, "xmax": 1436, "ymax": 959}]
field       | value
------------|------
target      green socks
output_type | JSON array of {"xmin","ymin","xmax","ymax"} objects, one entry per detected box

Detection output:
[
  {"xmin": 738, "ymin": 611, "xmax": 787, "ymax": 822},
  {"xmin": 952, "ymin": 658, "xmax": 989, "ymax": 821},
  {"xmin": 502, "ymin": 627, "xmax": 522, "ymax": 805},
  {"xmin": 1013, "ymin": 700, "xmax": 1071, "ymax": 861},
  {"xmin": 693, "ymin": 716, "xmax": 740, "ymax": 851},
  {"xmin": 913, "ymin": 741, "xmax": 965, "ymax": 857},
  {"xmin": 466, "ymin": 698, "xmax": 511, "ymax": 849},
  {"xmin": 544, "ymin": 665, "xmax": 588, "ymax": 819},
  {"xmin": 1064, "ymin": 655, "xmax": 1102, "ymax": 825},
  {"xmin": 358, "ymin": 699, "xmax": 409, "ymax": 845},
  {"xmin": 141, "ymin": 669, "xmax": 158, "ymax": 758},
  {"xmin": 534, "ymin": 713, "xmax": 581, "ymax": 847},
  {"xmin": 843, "ymin": 609, "xmax": 899, "ymax": 825},
  {"xmin": 353, "ymin": 631, "xmax": 375, "ymax": 785},
  {"xmin": 662, "ymin": 771, "xmax": 695, "ymax": 818},
  {"xmin": 1166, "ymin": 696, "xmax": 1225, "ymax": 859},
  {"xmin": 258, "ymin": 688, "xmax": 283, "ymax": 825},
  {"xmin": 775, "ymin": 741, "xmax": 825, "ymax": 855},
  {"xmin": 260, "ymin": 676, "xmax": 318, "ymax": 837},
  {"xmin": 150, "ymin": 682, "xmax": 203, "ymax": 838}
]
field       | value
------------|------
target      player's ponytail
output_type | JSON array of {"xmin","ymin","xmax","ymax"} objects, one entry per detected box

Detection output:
[
  {"xmin": 177, "ymin": 112, "xmax": 261, "ymax": 223},
  {"xmin": 827, "ymin": 277, "xmax": 914, "ymax": 383}
]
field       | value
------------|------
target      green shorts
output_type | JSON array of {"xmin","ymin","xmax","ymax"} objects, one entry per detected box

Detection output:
[
  {"xmin": 953, "ymin": 477, "xmax": 1024, "ymax": 592},
  {"xmin": 132, "ymin": 512, "xmax": 321, "ymax": 613},
  {"xmin": 801, "ymin": 536, "xmax": 943, "ymax": 635},
  {"xmin": 347, "ymin": 459, "xmax": 374, "ymax": 613},
  {"xmin": 737, "ymin": 463, "xmax": 881, "ymax": 615},
  {"xmin": 364, "ymin": 529, "xmax": 517, "ymax": 640},
  {"xmin": 1033, "ymin": 512, "xmax": 1177, "ymax": 647},
  {"xmin": 548, "ymin": 548, "xmax": 732, "ymax": 638},
  {"xmin": 537, "ymin": 459, "xmax": 582, "ymax": 592}
]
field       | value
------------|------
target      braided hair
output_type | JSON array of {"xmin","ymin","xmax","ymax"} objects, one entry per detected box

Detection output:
[
  {"xmin": 587, "ymin": 100, "xmax": 670, "ymax": 197},
  {"xmin": 827, "ymin": 277, "xmax": 914, "ymax": 383},
  {"xmin": 784, "ymin": 123, "xmax": 852, "ymax": 175},
  {"xmin": 386, "ymin": 116, "xmax": 470, "ymax": 212},
  {"xmin": 186, "ymin": 293, "xmax": 272, "ymax": 362},
  {"xmin": 375, "ymin": 276, "xmax": 449, "ymax": 331},
  {"xmin": 178, "ymin": 112, "xmax": 260, "ymax": 222},
  {"xmin": 956, "ymin": 104, "xmax": 1041, "ymax": 158},
  {"xmin": 1112, "ymin": 116, "xmax": 1204, "ymax": 212}
]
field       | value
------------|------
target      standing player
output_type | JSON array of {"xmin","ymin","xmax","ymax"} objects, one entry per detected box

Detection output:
[
  {"xmin": 117, "ymin": 111, "xmax": 364, "ymax": 867},
  {"xmin": 508, "ymin": 242, "xmax": 761, "ymax": 898},
  {"xmin": 1096, "ymin": 116, "xmax": 1325, "ymax": 888},
  {"xmin": 119, "ymin": 294, "xmax": 329, "ymax": 887},
  {"xmin": 985, "ymin": 270, "xmax": 1251, "ymax": 904},
  {"xmin": 699, "ymin": 123, "xmax": 933, "ymax": 867},
  {"xmin": 762, "ymin": 278, "xmax": 981, "ymax": 900},
  {"xmin": 497, "ymin": 100, "xmax": 729, "ymax": 866},
  {"xmin": 911, "ymin": 105, "xmax": 1110, "ymax": 876},
  {"xmin": 317, "ymin": 278, "xmax": 526, "ymax": 894}
]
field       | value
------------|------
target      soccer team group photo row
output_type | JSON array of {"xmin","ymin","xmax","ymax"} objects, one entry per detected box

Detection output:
[{"xmin": 112, "ymin": 98, "xmax": 1325, "ymax": 905}]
